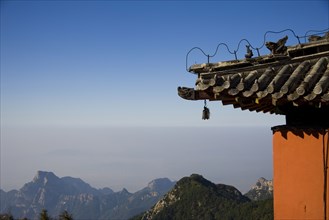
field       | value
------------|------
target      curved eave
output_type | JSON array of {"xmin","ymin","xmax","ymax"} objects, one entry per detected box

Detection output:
[
  {"xmin": 178, "ymin": 55, "xmax": 329, "ymax": 115},
  {"xmin": 177, "ymin": 86, "xmax": 282, "ymax": 114}
]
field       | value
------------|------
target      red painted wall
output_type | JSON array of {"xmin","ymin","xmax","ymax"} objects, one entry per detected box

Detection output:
[{"xmin": 273, "ymin": 127, "xmax": 329, "ymax": 220}]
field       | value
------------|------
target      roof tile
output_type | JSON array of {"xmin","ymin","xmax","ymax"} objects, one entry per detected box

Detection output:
[{"xmin": 178, "ymin": 35, "xmax": 329, "ymax": 115}]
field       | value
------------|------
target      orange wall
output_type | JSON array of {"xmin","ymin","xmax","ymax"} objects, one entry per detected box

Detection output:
[{"xmin": 273, "ymin": 127, "xmax": 329, "ymax": 220}]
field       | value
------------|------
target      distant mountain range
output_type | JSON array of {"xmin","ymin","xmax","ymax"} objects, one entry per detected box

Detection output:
[
  {"xmin": 0, "ymin": 171, "xmax": 273, "ymax": 220},
  {"xmin": 0, "ymin": 171, "xmax": 175, "ymax": 220}
]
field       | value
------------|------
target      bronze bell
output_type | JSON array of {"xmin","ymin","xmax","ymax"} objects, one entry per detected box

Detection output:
[{"xmin": 202, "ymin": 106, "xmax": 210, "ymax": 120}]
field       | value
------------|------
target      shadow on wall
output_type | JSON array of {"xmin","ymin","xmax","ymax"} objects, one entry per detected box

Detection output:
[{"xmin": 272, "ymin": 126, "xmax": 328, "ymax": 139}]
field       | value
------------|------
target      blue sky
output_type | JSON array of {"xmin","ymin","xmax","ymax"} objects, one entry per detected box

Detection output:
[{"xmin": 1, "ymin": 1, "xmax": 328, "ymax": 192}]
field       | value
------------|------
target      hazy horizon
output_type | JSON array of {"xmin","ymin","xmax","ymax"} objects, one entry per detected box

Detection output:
[{"xmin": 2, "ymin": 125, "xmax": 274, "ymax": 194}]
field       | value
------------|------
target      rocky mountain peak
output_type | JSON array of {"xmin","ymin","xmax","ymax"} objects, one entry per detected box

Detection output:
[
  {"xmin": 251, "ymin": 177, "xmax": 273, "ymax": 191},
  {"xmin": 147, "ymin": 178, "xmax": 174, "ymax": 192},
  {"xmin": 141, "ymin": 174, "xmax": 252, "ymax": 220},
  {"xmin": 32, "ymin": 171, "xmax": 59, "ymax": 185},
  {"xmin": 99, "ymin": 187, "xmax": 114, "ymax": 195},
  {"xmin": 120, "ymin": 188, "xmax": 131, "ymax": 195},
  {"xmin": 245, "ymin": 177, "xmax": 273, "ymax": 201}
]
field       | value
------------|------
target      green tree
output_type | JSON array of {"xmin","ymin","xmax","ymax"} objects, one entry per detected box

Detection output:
[
  {"xmin": 58, "ymin": 210, "xmax": 73, "ymax": 220},
  {"xmin": 39, "ymin": 209, "xmax": 50, "ymax": 220}
]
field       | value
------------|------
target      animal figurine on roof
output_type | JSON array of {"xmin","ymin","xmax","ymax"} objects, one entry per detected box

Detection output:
[
  {"xmin": 245, "ymin": 45, "xmax": 253, "ymax": 59},
  {"xmin": 308, "ymin": 32, "xmax": 329, "ymax": 42},
  {"xmin": 265, "ymin": 35, "xmax": 288, "ymax": 55}
]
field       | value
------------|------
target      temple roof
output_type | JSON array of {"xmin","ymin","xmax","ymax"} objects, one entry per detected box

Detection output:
[{"xmin": 178, "ymin": 32, "xmax": 329, "ymax": 115}]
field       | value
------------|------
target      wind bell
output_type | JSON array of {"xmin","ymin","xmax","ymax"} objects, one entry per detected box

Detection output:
[{"xmin": 202, "ymin": 100, "xmax": 210, "ymax": 120}]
